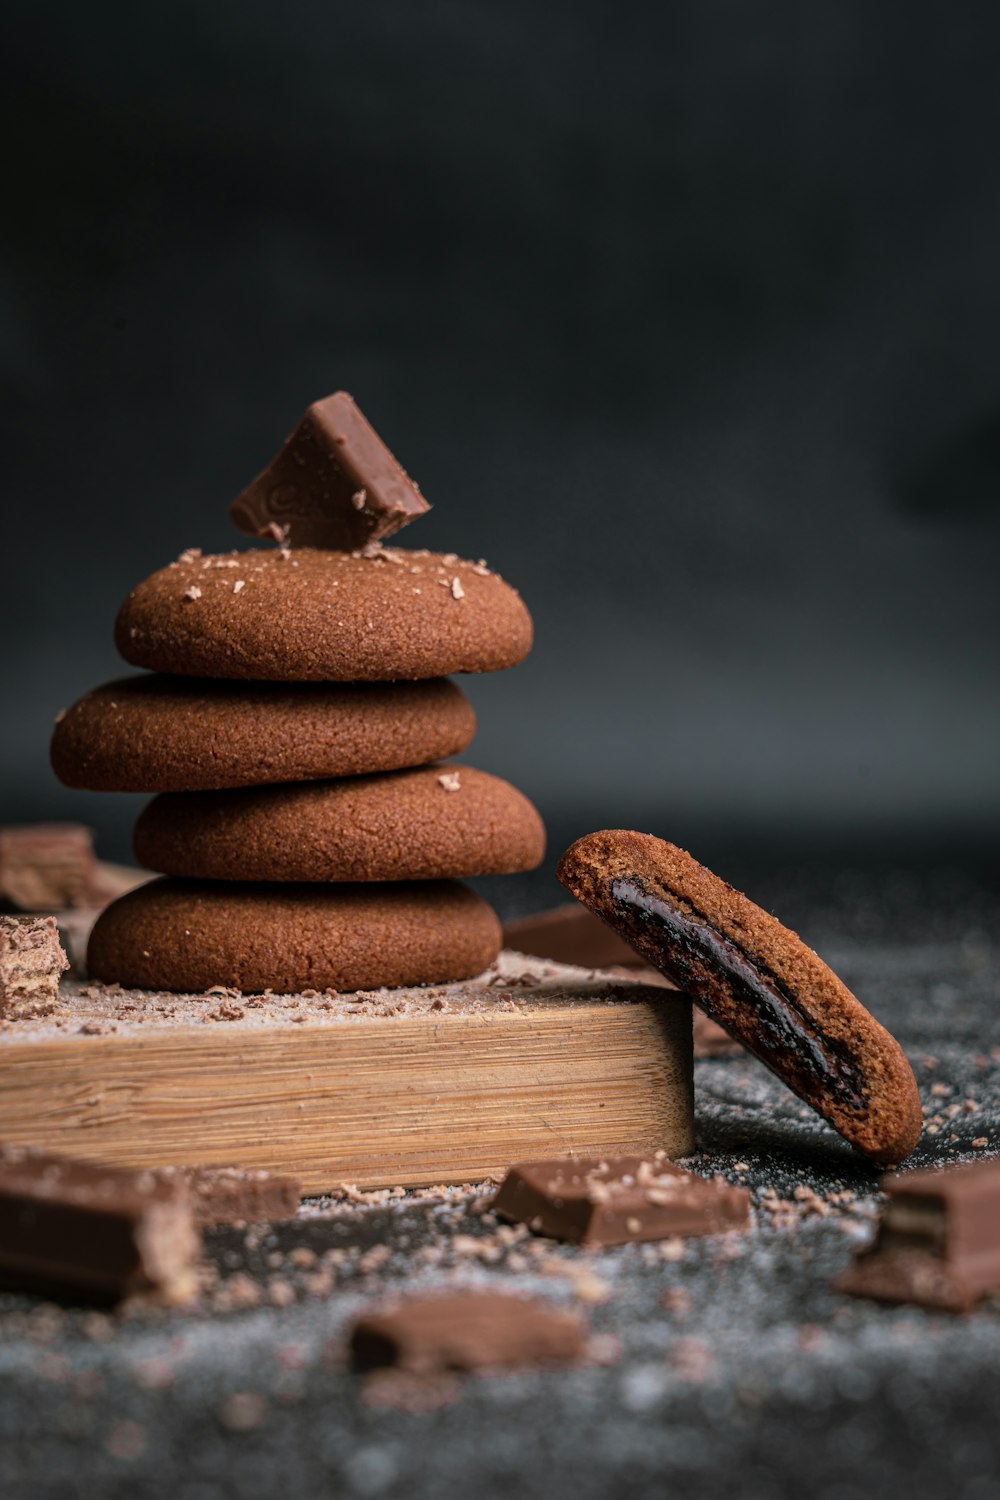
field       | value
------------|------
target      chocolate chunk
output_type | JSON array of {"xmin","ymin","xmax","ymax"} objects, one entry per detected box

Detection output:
[
  {"xmin": 148, "ymin": 1165, "xmax": 301, "ymax": 1227},
  {"xmin": 230, "ymin": 391, "xmax": 430, "ymax": 550},
  {"xmin": 0, "ymin": 915, "xmax": 68, "ymax": 1019},
  {"xmin": 350, "ymin": 1290, "xmax": 586, "ymax": 1374},
  {"xmin": 839, "ymin": 1159, "xmax": 1000, "ymax": 1312},
  {"xmin": 492, "ymin": 1155, "xmax": 751, "ymax": 1247},
  {"xmin": 557, "ymin": 832, "xmax": 923, "ymax": 1165},
  {"xmin": 0, "ymin": 1145, "xmax": 200, "ymax": 1303},
  {"xmin": 0, "ymin": 824, "xmax": 99, "ymax": 912},
  {"xmin": 503, "ymin": 902, "xmax": 741, "ymax": 1058},
  {"xmin": 503, "ymin": 903, "xmax": 647, "ymax": 969}
]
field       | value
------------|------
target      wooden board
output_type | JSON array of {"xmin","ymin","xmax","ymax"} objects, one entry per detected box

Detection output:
[{"xmin": 0, "ymin": 953, "xmax": 693, "ymax": 1191}]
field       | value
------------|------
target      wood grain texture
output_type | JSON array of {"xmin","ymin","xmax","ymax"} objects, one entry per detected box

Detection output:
[{"xmin": 0, "ymin": 957, "xmax": 694, "ymax": 1191}]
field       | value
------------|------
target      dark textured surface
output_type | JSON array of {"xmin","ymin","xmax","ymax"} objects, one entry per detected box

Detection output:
[{"xmin": 1, "ymin": 862, "xmax": 998, "ymax": 1499}]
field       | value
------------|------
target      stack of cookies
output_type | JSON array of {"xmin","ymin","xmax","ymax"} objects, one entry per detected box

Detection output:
[{"xmin": 51, "ymin": 394, "xmax": 544, "ymax": 995}]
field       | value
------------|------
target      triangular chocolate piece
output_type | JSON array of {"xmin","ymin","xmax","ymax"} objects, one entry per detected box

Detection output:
[{"xmin": 230, "ymin": 391, "xmax": 430, "ymax": 550}]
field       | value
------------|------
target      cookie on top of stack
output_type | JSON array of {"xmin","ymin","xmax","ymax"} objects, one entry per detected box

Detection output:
[{"xmin": 51, "ymin": 393, "xmax": 544, "ymax": 994}]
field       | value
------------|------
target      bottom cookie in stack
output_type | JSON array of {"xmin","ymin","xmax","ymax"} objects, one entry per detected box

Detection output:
[
  {"xmin": 87, "ymin": 880, "xmax": 502, "ymax": 994},
  {"xmin": 86, "ymin": 763, "xmax": 545, "ymax": 993}
]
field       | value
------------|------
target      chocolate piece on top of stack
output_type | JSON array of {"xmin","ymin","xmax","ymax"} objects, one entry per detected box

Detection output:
[{"xmin": 51, "ymin": 392, "xmax": 543, "ymax": 994}]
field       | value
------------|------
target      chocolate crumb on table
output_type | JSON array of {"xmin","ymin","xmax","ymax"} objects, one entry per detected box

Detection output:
[
  {"xmin": 0, "ymin": 914, "xmax": 68, "ymax": 1018},
  {"xmin": 492, "ymin": 1155, "xmax": 751, "ymax": 1247},
  {"xmin": 230, "ymin": 391, "xmax": 430, "ymax": 551},
  {"xmin": 349, "ymin": 1289, "xmax": 586, "ymax": 1374},
  {"xmin": 0, "ymin": 1145, "xmax": 200, "ymax": 1304},
  {"xmin": 838, "ymin": 1157, "xmax": 1000, "ymax": 1312}
]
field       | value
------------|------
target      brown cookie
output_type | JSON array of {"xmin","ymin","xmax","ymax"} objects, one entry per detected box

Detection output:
[
  {"xmin": 87, "ymin": 878, "xmax": 501, "ymax": 994},
  {"xmin": 557, "ymin": 831, "xmax": 922, "ymax": 1166},
  {"xmin": 115, "ymin": 548, "xmax": 532, "ymax": 681},
  {"xmin": 51, "ymin": 675, "xmax": 475, "ymax": 793},
  {"xmin": 133, "ymin": 766, "xmax": 545, "ymax": 882}
]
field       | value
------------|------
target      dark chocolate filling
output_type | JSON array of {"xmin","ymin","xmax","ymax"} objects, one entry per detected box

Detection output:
[{"xmin": 610, "ymin": 877, "xmax": 868, "ymax": 1114}]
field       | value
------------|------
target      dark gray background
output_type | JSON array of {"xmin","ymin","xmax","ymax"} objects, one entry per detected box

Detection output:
[{"xmin": 4, "ymin": 0, "xmax": 999, "ymax": 874}]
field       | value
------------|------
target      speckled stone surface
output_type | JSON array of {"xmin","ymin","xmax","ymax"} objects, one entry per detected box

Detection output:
[{"xmin": 1, "ymin": 860, "xmax": 998, "ymax": 1500}]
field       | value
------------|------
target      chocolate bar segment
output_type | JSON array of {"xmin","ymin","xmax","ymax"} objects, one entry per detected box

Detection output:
[
  {"xmin": 503, "ymin": 903, "xmax": 646, "ymax": 969},
  {"xmin": 0, "ymin": 824, "xmax": 99, "ymax": 911},
  {"xmin": 351, "ymin": 1290, "xmax": 586, "ymax": 1374},
  {"xmin": 839, "ymin": 1159, "xmax": 1000, "ymax": 1312},
  {"xmin": 0, "ymin": 915, "xmax": 68, "ymax": 1018},
  {"xmin": 503, "ymin": 903, "xmax": 740, "ymax": 1058},
  {"xmin": 230, "ymin": 391, "xmax": 430, "ymax": 551},
  {"xmin": 149, "ymin": 1165, "xmax": 301, "ymax": 1226},
  {"xmin": 493, "ymin": 1155, "xmax": 751, "ymax": 1247},
  {"xmin": 0, "ymin": 1146, "xmax": 200, "ymax": 1303}
]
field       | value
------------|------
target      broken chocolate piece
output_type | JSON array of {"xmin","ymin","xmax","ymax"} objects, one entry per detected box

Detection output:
[
  {"xmin": 503, "ymin": 902, "xmax": 741, "ymax": 1058},
  {"xmin": 839, "ymin": 1158, "xmax": 1000, "ymax": 1312},
  {"xmin": 350, "ymin": 1290, "xmax": 586, "ymax": 1374},
  {"xmin": 557, "ymin": 831, "xmax": 923, "ymax": 1166},
  {"xmin": 0, "ymin": 824, "xmax": 99, "ymax": 911},
  {"xmin": 503, "ymin": 903, "xmax": 647, "ymax": 969},
  {"xmin": 492, "ymin": 1155, "xmax": 751, "ymax": 1247},
  {"xmin": 0, "ymin": 1145, "xmax": 200, "ymax": 1303},
  {"xmin": 0, "ymin": 915, "xmax": 68, "ymax": 1019},
  {"xmin": 230, "ymin": 391, "xmax": 430, "ymax": 550},
  {"xmin": 149, "ymin": 1165, "xmax": 301, "ymax": 1226}
]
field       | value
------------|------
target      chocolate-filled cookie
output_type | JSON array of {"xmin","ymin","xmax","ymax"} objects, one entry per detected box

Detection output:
[
  {"xmin": 87, "ymin": 878, "xmax": 501, "ymax": 994},
  {"xmin": 133, "ymin": 766, "xmax": 545, "ymax": 882},
  {"xmin": 115, "ymin": 548, "xmax": 532, "ymax": 681},
  {"xmin": 557, "ymin": 831, "xmax": 922, "ymax": 1166},
  {"xmin": 51, "ymin": 675, "xmax": 475, "ymax": 793}
]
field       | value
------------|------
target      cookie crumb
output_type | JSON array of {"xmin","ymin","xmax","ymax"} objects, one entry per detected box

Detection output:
[
  {"xmin": 451, "ymin": 577, "xmax": 465, "ymax": 600},
  {"xmin": 218, "ymin": 1392, "xmax": 267, "ymax": 1432},
  {"xmin": 438, "ymin": 772, "xmax": 461, "ymax": 793},
  {"xmin": 351, "ymin": 489, "xmax": 367, "ymax": 510},
  {"xmin": 182, "ymin": 585, "xmax": 202, "ymax": 602}
]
